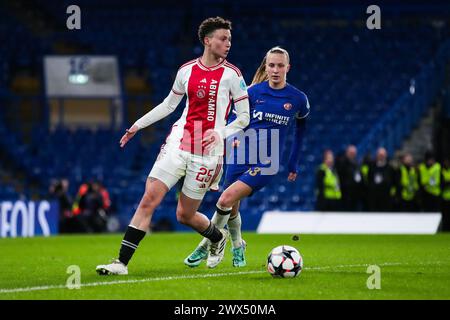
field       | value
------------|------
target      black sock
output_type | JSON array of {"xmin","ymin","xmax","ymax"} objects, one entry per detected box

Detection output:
[
  {"xmin": 200, "ymin": 221, "xmax": 223, "ymax": 243},
  {"xmin": 118, "ymin": 225, "xmax": 146, "ymax": 265}
]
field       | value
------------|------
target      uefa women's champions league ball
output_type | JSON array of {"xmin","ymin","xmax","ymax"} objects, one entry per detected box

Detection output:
[{"xmin": 267, "ymin": 245, "xmax": 303, "ymax": 278}]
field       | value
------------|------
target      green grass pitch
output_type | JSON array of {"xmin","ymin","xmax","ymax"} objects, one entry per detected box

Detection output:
[{"xmin": 0, "ymin": 232, "xmax": 449, "ymax": 300}]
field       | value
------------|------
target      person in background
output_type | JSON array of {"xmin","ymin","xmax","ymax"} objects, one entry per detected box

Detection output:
[
  {"xmin": 395, "ymin": 152, "xmax": 419, "ymax": 212},
  {"xmin": 367, "ymin": 147, "xmax": 395, "ymax": 211},
  {"xmin": 49, "ymin": 178, "xmax": 73, "ymax": 233},
  {"xmin": 440, "ymin": 157, "xmax": 450, "ymax": 230},
  {"xmin": 315, "ymin": 149, "xmax": 342, "ymax": 211},
  {"xmin": 360, "ymin": 153, "xmax": 373, "ymax": 211},
  {"xmin": 418, "ymin": 151, "xmax": 441, "ymax": 212},
  {"xmin": 336, "ymin": 145, "xmax": 363, "ymax": 211},
  {"xmin": 96, "ymin": 180, "xmax": 112, "ymax": 214},
  {"xmin": 72, "ymin": 180, "xmax": 112, "ymax": 233}
]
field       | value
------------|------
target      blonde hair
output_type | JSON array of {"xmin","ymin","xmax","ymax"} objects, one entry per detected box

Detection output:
[{"xmin": 251, "ymin": 46, "xmax": 290, "ymax": 86}]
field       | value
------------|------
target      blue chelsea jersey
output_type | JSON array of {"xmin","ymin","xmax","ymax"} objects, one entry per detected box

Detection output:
[
  {"xmin": 248, "ymin": 80, "xmax": 309, "ymax": 129},
  {"xmin": 227, "ymin": 81, "xmax": 309, "ymax": 166}
]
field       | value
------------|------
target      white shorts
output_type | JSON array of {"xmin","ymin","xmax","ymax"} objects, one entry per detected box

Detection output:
[{"xmin": 149, "ymin": 143, "xmax": 223, "ymax": 200}]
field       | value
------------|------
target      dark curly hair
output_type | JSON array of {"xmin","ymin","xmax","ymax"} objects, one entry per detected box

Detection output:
[{"xmin": 198, "ymin": 16, "xmax": 232, "ymax": 45}]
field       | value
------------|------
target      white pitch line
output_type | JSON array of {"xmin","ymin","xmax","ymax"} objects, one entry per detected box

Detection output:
[
  {"xmin": 306, "ymin": 262, "xmax": 404, "ymax": 270},
  {"xmin": 0, "ymin": 261, "xmax": 446, "ymax": 294},
  {"xmin": 0, "ymin": 270, "xmax": 265, "ymax": 294}
]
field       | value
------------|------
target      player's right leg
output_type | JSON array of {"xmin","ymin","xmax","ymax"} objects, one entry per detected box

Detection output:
[
  {"xmin": 176, "ymin": 188, "xmax": 229, "ymax": 268},
  {"xmin": 96, "ymin": 177, "xmax": 169, "ymax": 275},
  {"xmin": 183, "ymin": 202, "xmax": 235, "ymax": 267},
  {"xmin": 97, "ymin": 144, "xmax": 185, "ymax": 275},
  {"xmin": 184, "ymin": 164, "xmax": 246, "ymax": 267},
  {"xmin": 183, "ymin": 203, "xmax": 231, "ymax": 267},
  {"xmin": 180, "ymin": 153, "xmax": 230, "ymax": 268},
  {"xmin": 184, "ymin": 201, "xmax": 247, "ymax": 267}
]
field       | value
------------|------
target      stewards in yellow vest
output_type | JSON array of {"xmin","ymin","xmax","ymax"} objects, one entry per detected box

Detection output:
[
  {"xmin": 418, "ymin": 151, "xmax": 441, "ymax": 212},
  {"xmin": 441, "ymin": 158, "xmax": 450, "ymax": 230},
  {"xmin": 395, "ymin": 153, "xmax": 419, "ymax": 212},
  {"xmin": 316, "ymin": 149, "xmax": 342, "ymax": 211}
]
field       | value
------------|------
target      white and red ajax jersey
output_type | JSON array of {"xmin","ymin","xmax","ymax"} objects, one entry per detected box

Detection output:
[{"xmin": 165, "ymin": 58, "xmax": 248, "ymax": 156}]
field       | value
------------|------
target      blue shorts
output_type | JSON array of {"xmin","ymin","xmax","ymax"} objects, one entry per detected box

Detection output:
[{"xmin": 223, "ymin": 163, "xmax": 274, "ymax": 196}]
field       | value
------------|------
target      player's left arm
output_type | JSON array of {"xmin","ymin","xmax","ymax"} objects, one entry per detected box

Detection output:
[{"xmin": 287, "ymin": 94, "xmax": 310, "ymax": 181}]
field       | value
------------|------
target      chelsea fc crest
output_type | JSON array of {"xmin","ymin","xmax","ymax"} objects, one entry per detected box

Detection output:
[{"xmin": 283, "ymin": 103, "xmax": 292, "ymax": 110}]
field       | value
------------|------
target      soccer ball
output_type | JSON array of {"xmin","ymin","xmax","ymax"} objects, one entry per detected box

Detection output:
[{"xmin": 267, "ymin": 245, "xmax": 303, "ymax": 278}]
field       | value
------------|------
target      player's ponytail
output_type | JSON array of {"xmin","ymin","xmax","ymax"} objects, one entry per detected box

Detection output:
[{"xmin": 251, "ymin": 56, "xmax": 268, "ymax": 86}]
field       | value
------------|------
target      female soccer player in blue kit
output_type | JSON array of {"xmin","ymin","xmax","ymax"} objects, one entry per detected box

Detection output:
[{"xmin": 184, "ymin": 46, "xmax": 310, "ymax": 268}]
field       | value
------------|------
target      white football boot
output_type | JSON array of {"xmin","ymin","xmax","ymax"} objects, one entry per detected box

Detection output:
[
  {"xmin": 96, "ymin": 259, "xmax": 128, "ymax": 275},
  {"xmin": 207, "ymin": 228, "xmax": 229, "ymax": 268}
]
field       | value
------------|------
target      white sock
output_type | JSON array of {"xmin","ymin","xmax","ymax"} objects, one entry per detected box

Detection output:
[
  {"xmin": 228, "ymin": 212, "xmax": 242, "ymax": 248},
  {"xmin": 198, "ymin": 209, "xmax": 230, "ymax": 249},
  {"xmin": 210, "ymin": 203, "xmax": 232, "ymax": 231}
]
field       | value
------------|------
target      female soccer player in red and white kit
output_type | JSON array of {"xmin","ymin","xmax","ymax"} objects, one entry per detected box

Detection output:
[{"xmin": 96, "ymin": 17, "xmax": 250, "ymax": 275}]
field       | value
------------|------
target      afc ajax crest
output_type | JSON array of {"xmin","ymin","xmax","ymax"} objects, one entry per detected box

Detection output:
[
  {"xmin": 283, "ymin": 103, "xmax": 293, "ymax": 110},
  {"xmin": 197, "ymin": 89, "xmax": 206, "ymax": 99}
]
